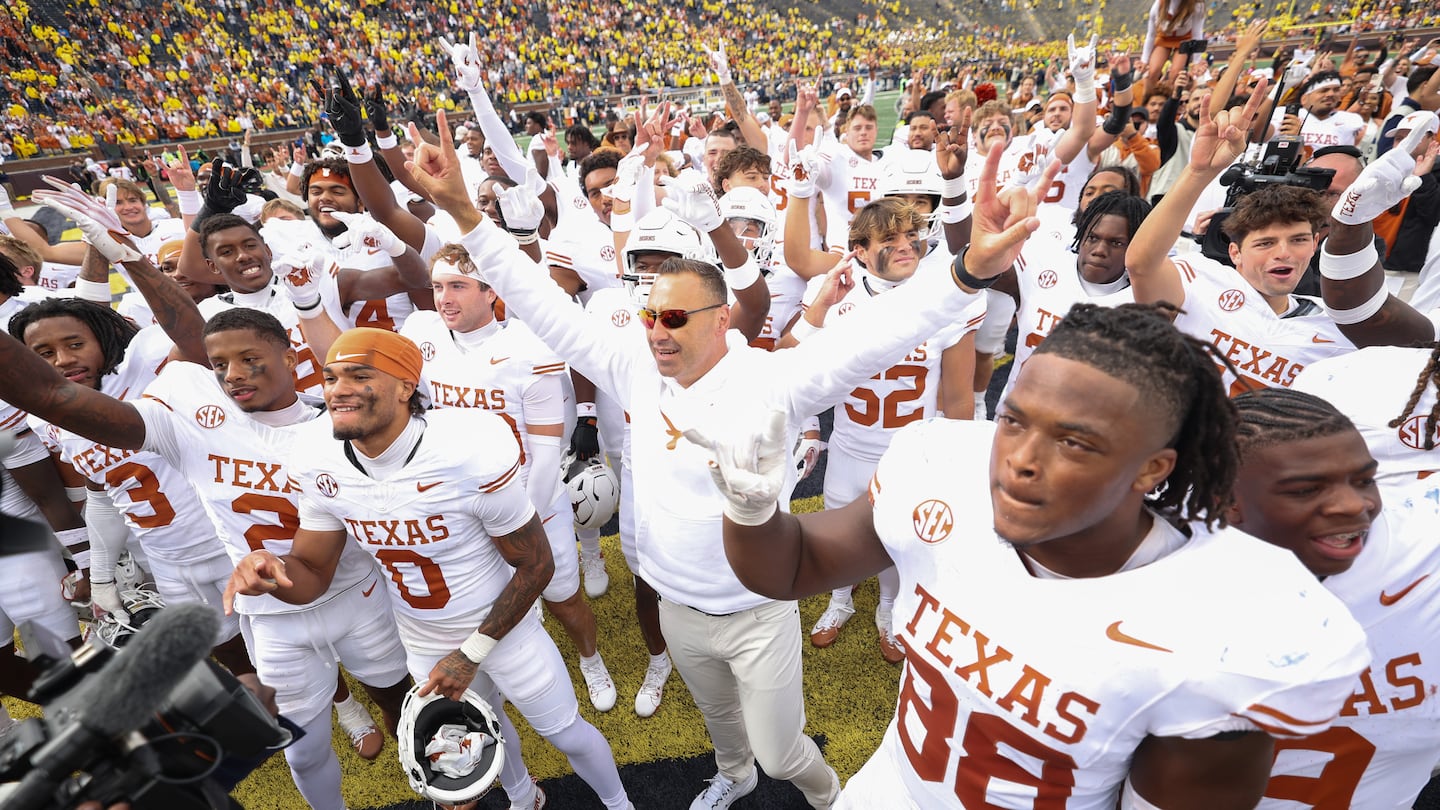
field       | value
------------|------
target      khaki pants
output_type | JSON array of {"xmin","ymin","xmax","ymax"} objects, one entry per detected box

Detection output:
[{"xmin": 659, "ymin": 597, "xmax": 839, "ymax": 808}]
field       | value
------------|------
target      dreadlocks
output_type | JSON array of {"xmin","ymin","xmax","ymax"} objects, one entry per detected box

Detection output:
[
  {"xmin": 1388, "ymin": 342, "xmax": 1440, "ymax": 450},
  {"xmin": 1034, "ymin": 302, "xmax": 1240, "ymax": 527},
  {"xmin": 8, "ymin": 298, "xmax": 139, "ymax": 380},
  {"xmin": 1233, "ymin": 388, "xmax": 1358, "ymax": 458},
  {"xmin": 1070, "ymin": 190, "xmax": 1152, "ymax": 255}
]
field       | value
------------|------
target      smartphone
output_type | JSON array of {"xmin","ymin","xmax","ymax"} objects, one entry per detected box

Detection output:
[{"xmin": 1179, "ymin": 39, "xmax": 1208, "ymax": 55}]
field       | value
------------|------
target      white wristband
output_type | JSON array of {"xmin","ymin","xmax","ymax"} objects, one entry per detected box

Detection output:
[
  {"xmin": 75, "ymin": 278, "xmax": 111, "ymax": 302},
  {"xmin": 723, "ymin": 255, "xmax": 762, "ymax": 290},
  {"xmin": 1074, "ymin": 76, "xmax": 1098, "ymax": 105},
  {"xmin": 940, "ymin": 200, "xmax": 972, "ymax": 224},
  {"xmin": 1326, "ymin": 285, "xmax": 1388, "ymax": 325},
  {"xmin": 459, "ymin": 630, "xmax": 499, "ymax": 665},
  {"xmin": 942, "ymin": 175, "xmax": 967, "ymax": 198},
  {"xmin": 513, "ymin": 230, "xmax": 539, "ymax": 245},
  {"xmin": 176, "ymin": 189, "xmax": 202, "ymax": 216},
  {"xmin": 790, "ymin": 316, "xmax": 821, "ymax": 341},
  {"xmin": 577, "ymin": 402, "xmax": 597, "ymax": 418},
  {"xmin": 344, "ymin": 143, "xmax": 373, "ymax": 164},
  {"xmin": 289, "ymin": 161, "xmax": 306, "ymax": 178},
  {"xmin": 609, "ymin": 209, "xmax": 635, "ymax": 233},
  {"xmin": 1319, "ymin": 242, "xmax": 1379, "ymax": 281},
  {"xmin": 65, "ymin": 486, "xmax": 87, "ymax": 502},
  {"xmin": 375, "ymin": 132, "xmax": 398, "ymax": 149}
]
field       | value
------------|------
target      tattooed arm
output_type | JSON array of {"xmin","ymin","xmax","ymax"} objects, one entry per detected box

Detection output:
[
  {"xmin": 118, "ymin": 249, "xmax": 209, "ymax": 365},
  {"xmin": 0, "ymin": 330, "xmax": 148, "ymax": 450},
  {"xmin": 722, "ymin": 81, "xmax": 767, "ymax": 152}
]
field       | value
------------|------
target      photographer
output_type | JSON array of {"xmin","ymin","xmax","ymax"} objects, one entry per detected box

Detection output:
[{"xmin": 1268, "ymin": 70, "xmax": 1366, "ymax": 151}]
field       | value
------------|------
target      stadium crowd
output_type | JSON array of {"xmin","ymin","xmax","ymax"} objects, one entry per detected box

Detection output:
[{"xmin": 4, "ymin": 0, "xmax": 1440, "ymax": 808}]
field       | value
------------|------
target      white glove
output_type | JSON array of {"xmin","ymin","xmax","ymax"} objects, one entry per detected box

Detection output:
[
  {"xmin": 330, "ymin": 210, "xmax": 406, "ymax": 257},
  {"xmin": 683, "ymin": 409, "xmax": 788, "ymax": 526},
  {"xmin": 659, "ymin": 172, "xmax": 724, "ymax": 233},
  {"xmin": 1067, "ymin": 32, "xmax": 1099, "ymax": 102},
  {"xmin": 31, "ymin": 178, "xmax": 142, "ymax": 263},
  {"xmin": 1333, "ymin": 112, "xmax": 1438, "ymax": 225},
  {"xmin": 273, "ymin": 245, "xmax": 326, "ymax": 310},
  {"xmin": 90, "ymin": 580, "xmax": 128, "ymax": 620},
  {"xmin": 437, "ymin": 32, "xmax": 485, "ymax": 94},
  {"xmin": 496, "ymin": 171, "xmax": 546, "ymax": 233},
  {"xmin": 785, "ymin": 138, "xmax": 821, "ymax": 198},
  {"xmin": 792, "ymin": 434, "xmax": 825, "ymax": 482},
  {"xmin": 606, "ymin": 152, "xmax": 646, "ymax": 206},
  {"xmin": 704, "ymin": 42, "xmax": 733, "ymax": 84}
]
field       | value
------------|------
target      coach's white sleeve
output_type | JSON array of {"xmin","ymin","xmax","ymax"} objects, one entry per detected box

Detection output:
[
  {"xmin": 774, "ymin": 260, "xmax": 980, "ymax": 419},
  {"xmin": 460, "ymin": 220, "xmax": 643, "ymax": 409}
]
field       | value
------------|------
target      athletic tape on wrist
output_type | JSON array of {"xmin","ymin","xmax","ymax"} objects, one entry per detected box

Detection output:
[
  {"xmin": 75, "ymin": 278, "xmax": 112, "ymax": 303},
  {"xmin": 460, "ymin": 631, "xmax": 499, "ymax": 664},
  {"xmin": 1319, "ymin": 242, "xmax": 1379, "ymax": 281},
  {"xmin": 723, "ymin": 255, "xmax": 762, "ymax": 290},
  {"xmin": 176, "ymin": 189, "xmax": 203, "ymax": 216},
  {"xmin": 512, "ymin": 230, "xmax": 539, "ymax": 245},
  {"xmin": 942, "ymin": 175, "xmax": 967, "ymax": 198},
  {"xmin": 375, "ymin": 133, "xmax": 398, "ymax": 150},
  {"xmin": 940, "ymin": 200, "xmax": 971, "ymax": 224},
  {"xmin": 1327, "ymin": 285, "xmax": 1388, "ymax": 325},
  {"xmin": 609, "ymin": 209, "xmax": 635, "ymax": 233},
  {"xmin": 289, "ymin": 162, "xmax": 306, "ymax": 178}
]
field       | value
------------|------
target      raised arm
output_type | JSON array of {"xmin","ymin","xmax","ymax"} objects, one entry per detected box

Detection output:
[
  {"xmin": 708, "ymin": 43, "xmax": 767, "ymax": 152},
  {"xmin": 1320, "ymin": 115, "xmax": 1439, "ymax": 346},
  {"xmin": 1053, "ymin": 33, "xmax": 1099, "ymax": 166},
  {"xmin": 658, "ymin": 172, "xmax": 770, "ymax": 340},
  {"xmin": 325, "ymin": 71, "xmax": 430, "ymax": 250}
]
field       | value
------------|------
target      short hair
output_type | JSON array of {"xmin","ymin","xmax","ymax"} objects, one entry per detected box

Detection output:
[
  {"xmin": 919, "ymin": 90, "xmax": 948, "ymax": 113},
  {"xmin": 524, "ymin": 111, "xmax": 548, "ymax": 128},
  {"xmin": 0, "ymin": 250, "xmax": 23, "ymax": 298},
  {"xmin": 1222, "ymin": 185, "xmax": 1327, "ymax": 244},
  {"xmin": 906, "ymin": 110, "xmax": 936, "ymax": 126},
  {"xmin": 8, "ymin": 298, "xmax": 138, "ymax": 378},
  {"xmin": 259, "ymin": 198, "xmax": 306, "ymax": 223},
  {"xmin": 848, "ymin": 198, "xmax": 928, "ymax": 251},
  {"xmin": 1082, "ymin": 164, "xmax": 1143, "ymax": 198},
  {"xmin": 565, "ymin": 124, "xmax": 600, "ymax": 150},
  {"xmin": 0, "ymin": 235, "xmax": 43, "ymax": 282},
  {"xmin": 714, "ymin": 145, "xmax": 771, "ymax": 184},
  {"xmin": 1408, "ymin": 66, "xmax": 1437, "ymax": 95},
  {"xmin": 1033, "ymin": 302, "xmax": 1240, "ymax": 527},
  {"xmin": 846, "ymin": 105, "xmax": 880, "ymax": 125},
  {"xmin": 429, "ymin": 243, "xmax": 492, "ymax": 292},
  {"xmin": 971, "ymin": 100, "xmax": 1012, "ymax": 131},
  {"xmin": 98, "ymin": 177, "xmax": 146, "ymax": 202},
  {"xmin": 578, "ymin": 148, "xmax": 622, "ymax": 194},
  {"xmin": 1233, "ymin": 388, "xmax": 1357, "ymax": 459},
  {"xmin": 300, "ymin": 157, "xmax": 352, "ymax": 201},
  {"xmin": 1071, "ymin": 191, "xmax": 1152, "ymax": 253},
  {"xmin": 706, "ymin": 128, "xmax": 739, "ymax": 145},
  {"xmin": 1147, "ymin": 83, "xmax": 1174, "ymax": 101},
  {"xmin": 197, "ymin": 213, "xmax": 263, "ymax": 258},
  {"xmin": 202, "ymin": 307, "xmax": 291, "ymax": 349},
  {"xmin": 655, "ymin": 257, "xmax": 727, "ymax": 304}
]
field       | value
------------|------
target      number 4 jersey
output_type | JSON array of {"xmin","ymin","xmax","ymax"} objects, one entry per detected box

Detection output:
[{"xmin": 842, "ymin": 419, "xmax": 1370, "ymax": 809}]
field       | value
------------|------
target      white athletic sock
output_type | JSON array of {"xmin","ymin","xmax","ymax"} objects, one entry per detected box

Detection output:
[
  {"xmin": 577, "ymin": 526, "xmax": 602, "ymax": 557},
  {"xmin": 830, "ymin": 585, "xmax": 854, "ymax": 605},
  {"xmin": 333, "ymin": 693, "xmax": 371, "ymax": 729},
  {"xmin": 877, "ymin": 566, "xmax": 900, "ymax": 617}
]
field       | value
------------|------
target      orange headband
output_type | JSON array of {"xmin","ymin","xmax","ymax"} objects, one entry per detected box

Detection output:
[{"xmin": 326, "ymin": 328, "xmax": 423, "ymax": 385}]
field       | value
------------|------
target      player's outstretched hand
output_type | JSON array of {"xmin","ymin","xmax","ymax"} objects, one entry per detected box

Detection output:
[
  {"xmin": 32, "ymin": 178, "xmax": 142, "ymax": 263},
  {"xmin": 496, "ymin": 172, "xmax": 545, "ymax": 234},
  {"xmin": 1334, "ymin": 111, "xmax": 1438, "ymax": 225},
  {"xmin": 422, "ymin": 650, "xmax": 479, "ymax": 701},
  {"xmin": 659, "ymin": 172, "xmax": 724, "ymax": 233},
  {"xmin": 331, "ymin": 209, "xmax": 406, "ymax": 256},
  {"xmin": 223, "ymin": 551, "xmax": 293, "ymax": 615},
  {"xmin": 405, "ymin": 109, "xmax": 476, "ymax": 221},
  {"xmin": 684, "ymin": 409, "xmax": 788, "ymax": 526},
  {"xmin": 964, "ymin": 143, "xmax": 1058, "ymax": 282},
  {"xmin": 437, "ymin": 32, "xmax": 485, "ymax": 94}
]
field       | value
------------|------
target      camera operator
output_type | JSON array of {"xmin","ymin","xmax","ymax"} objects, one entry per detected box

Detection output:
[{"xmin": 1267, "ymin": 70, "xmax": 1366, "ymax": 151}]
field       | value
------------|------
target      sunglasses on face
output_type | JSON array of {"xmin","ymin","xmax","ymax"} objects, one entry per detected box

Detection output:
[{"xmin": 638, "ymin": 302, "xmax": 723, "ymax": 330}]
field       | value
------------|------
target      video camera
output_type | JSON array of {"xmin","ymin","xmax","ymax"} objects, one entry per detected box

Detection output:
[{"xmin": 0, "ymin": 601, "xmax": 290, "ymax": 810}]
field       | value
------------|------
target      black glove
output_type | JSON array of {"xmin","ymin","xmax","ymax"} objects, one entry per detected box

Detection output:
[
  {"xmin": 363, "ymin": 83, "xmax": 391, "ymax": 133},
  {"xmin": 202, "ymin": 158, "xmax": 249, "ymax": 214},
  {"xmin": 325, "ymin": 70, "xmax": 367, "ymax": 148},
  {"xmin": 570, "ymin": 417, "xmax": 600, "ymax": 459}
]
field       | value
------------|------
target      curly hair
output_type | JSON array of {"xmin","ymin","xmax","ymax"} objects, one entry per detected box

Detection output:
[{"xmin": 1222, "ymin": 185, "xmax": 1327, "ymax": 245}]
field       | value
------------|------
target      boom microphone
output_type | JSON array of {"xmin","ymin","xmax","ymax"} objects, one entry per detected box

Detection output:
[{"xmin": 2, "ymin": 603, "xmax": 220, "ymax": 810}]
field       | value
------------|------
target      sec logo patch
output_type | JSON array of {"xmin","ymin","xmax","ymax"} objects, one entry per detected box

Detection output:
[
  {"xmin": 1037, "ymin": 270, "xmax": 1058, "ymax": 289},
  {"xmin": 316, "ymin": 474, "xmax": 340, "ymax": 498},
  {"xmin": 837, "ymin": 302, "xmax": 855, "ymax": 316},
  {"xmin": 1398, "ymin": 414, "xmax": 1440, "ymax": 451},
  {"xmin": 600, "ymin": 245, "xmax": 616, "ymax": 262},
  {"xmin": 420, "ymin": 341, "xmax": 436, "ymax": 361},
  {"xmin": 195, "ymin": 405, "xmax": 226, "ymax": 429},
  {"xmin": 912, "ymin": 499, "xmax": 954, "ymax": 544},
  {"xmin": 1218, "ymin": 289, "xmax": 1246, "ymax": 312},
  {"xmin": 611, "ymin": 309, "xmax": 631, "ymax": 327}
]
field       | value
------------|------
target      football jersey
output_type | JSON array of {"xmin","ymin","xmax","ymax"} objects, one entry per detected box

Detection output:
[
  {"xmin": 582, "ymin": 286, "xmax": 644, "ymax": 464},
  {"xmin": 854, "ymin": 419, "xmax": 1370, "ymax": 809},
  {"xmin": 808, "ymin": 268, "xmax": 985, "ymax": 462},
  {"xmin": 816, "ymin": 143, "xmax": 885, "ymax": 250},
  {"xmin": 291, "ymin": 410, "xmax": 535, "ymax": 649},
  {"xmin": 133, "ymin": 362, "xmax": 376, "ymax": 615},
  {"xmin": 33, "ymin": 327, "xmax": 218, "ymax": 565},
  {"xmin": 1259, "ymin": 504, "xmax": 1440, "ymax": 809},
  {"xmin": 1269, "ymin": 109, "xmax": 1366, "ymax": 151},
  {"xmin": 1004, "ymin": 124, "xmax": 1095, "ymax": 212},
  {"xmin": 260, "ymin": 215, "xmax": 416, "ymax": 332},
  {"xmin": 545, "ymin": 213, "xmax": 621, "ymax": 305},
  {"xmin": 752, "ymin": 264, "xmax": 807, "ymax": 351},
  {"xmin": 401, "ymin": 313, "xmax": 568, "ymax": 491},
  {"xmin": 1171, "ymin": 254, "xmax": 1354, "ymax": 396},
  {"xmin": 199, "ymin": 282, "xmax": 327, "ymax": 397},
  {"xmin": 1292, "ymin": 347, "xmax": 1439, "ymax": 494},
  {"xmin": 0, "ymin": 402, "xmax": 47, "ymax": 522},
  {"xmin": 1010, "ymin": 238, "xmax": 1135, "ymax": 377}
]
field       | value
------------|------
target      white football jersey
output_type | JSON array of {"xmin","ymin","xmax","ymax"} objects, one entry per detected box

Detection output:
[
  {"xmin": 1269, "ymin": 109, "xmax": 1365, "ymax": 151},
  {"xmin": 816, "ymin": 143, "xmax": 886, "ymax": 250},
  {"xmin": 291, "ymin": 410, "xmax": 535, "ymax": 650},
  {"xmin": 1, "ymin": 402, "xmax": 47, "ymax": 522},
  {"xmin": 545, "ymin": 213, "xmax": 621, "ymax": 304},
  {"xmin": 199, "ymin": 282, "xmax": 327, "ymax": 397},
  {"xmin": 260, "ymin": 215, "xmax": 416, "ymax": 332},
  {"xmin": 807, "ymin": 269, "xmax": 985, "ymax": 462},
  {"xmin": 1011, "ymin": 238, "xmax": 1135, "ymax": 376},
  {"xmin": 1004, "ymin": 124, "xmax": 1094, "ymax": 212},
  {"xmin": 1259, "ymin": 505, "xmax": 1440, "ymax": 809},
  {"xmin": 849, "ymin": 419, "xmax": 1370, "ymax": 809},
  {"xmin": 1292, "ymin": 347, "xmax": 1439, "ymax": 494},
  {"xmin": 133, "ymin": 362, "xmax": 376, "ymax": 615},
  {"xmin": 582, "ymin": 286, "xmax": 643, "ymax": 464},
  {"xmin": 1171, "ymin": 255, "xmax": 1354, "ymax": 396},
  {"xmin": 752, "ymin": 264, "xmax": 807, "ymax": 351}
]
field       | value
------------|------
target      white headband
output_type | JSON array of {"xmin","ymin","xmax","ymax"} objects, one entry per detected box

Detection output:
[{"xmin": 431, "ymin": 257, "xmax": 487, "ymax": 284}]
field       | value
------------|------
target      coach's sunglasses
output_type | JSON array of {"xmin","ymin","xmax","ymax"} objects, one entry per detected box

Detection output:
[{"xmin": 638, "ymin": 303, "xmax": 723, "ymax": 330}]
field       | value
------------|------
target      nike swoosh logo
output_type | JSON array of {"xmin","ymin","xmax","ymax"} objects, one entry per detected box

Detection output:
[
  {"xmin": 336, "ymin": 352, "xmax": 368, "ymax": 361},
  {"xmin": 541, "ymin": 513, "xmax": 555, "ymax": 525},
  {"xmin": 361, "ymin": 580, "xmax": 377, "ymax": 598},
  {"xmin": 1312, "ymin": 335, "xmax": 1335, "ymax": 344},
  {"xmin": 1380, "ymin": 574, "xmax": 1429, "ymax": 606},
  {"xmin": 366, "ymin": 248, "xmax": 382, "ymax": 255},
  {"xmin": 489, "ymin": 356, "xmax": 510, "ymax": 365},
  {"xmin": 416, "ymin": 481, "xmax": 442, "ymax": 492},
  {"xmin": 1106, "ymin": 621, "xmax": 1172, "ymax": 653}
]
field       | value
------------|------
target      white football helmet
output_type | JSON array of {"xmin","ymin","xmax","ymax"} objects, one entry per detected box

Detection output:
[
  {"xmin": 397, "ymin": 684, "xmax": 505, "ymax": 805},
  {"xmin": 620, "ymin": 209, "xmax": 706, "ymax": 307},
  {"xmin": 91, "ymin": 586, "xmax": 167, "ymax": 649},
  {"xmin": 719, "ymin": 186, "xmax": 777, "ymax": 269},
  {"xmin": 878, "ymin": 149, "xmax": 945, "ymax": 240},
  {"xmin": 562, "ymin": 451, "xmax": 620, "ymax": 531}
]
